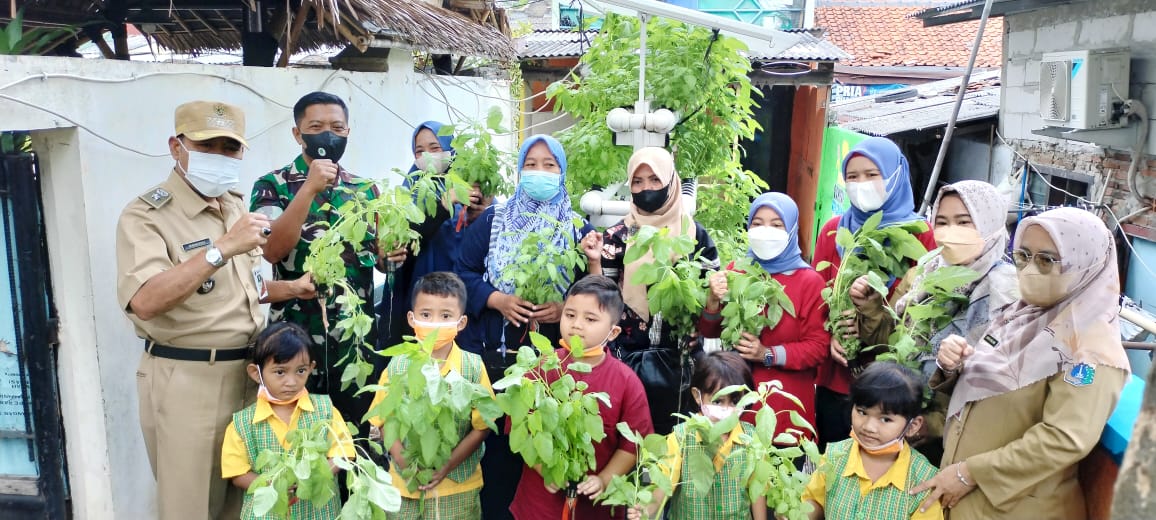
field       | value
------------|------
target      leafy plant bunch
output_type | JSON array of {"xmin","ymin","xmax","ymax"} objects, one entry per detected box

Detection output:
[
  {"xmin": 364, "ymin": 334, "xmax": 502, "ymax": 494},
  {"xmin": 545, "ymin": 13, "xmax": 765, "ymax": 243},
  {"xmin": 624, "ymin": 222, "xmax": 708, "ymax": 340},
  {"xmin": 1, "ymin": 10, "xmax": 78, "ymax": 56},
  {"xmin": 303, "ymin": 167, "xmax": 470, "ymax": 390},
  {"xmin": 597, "ymin": 425, "xmax": 675, "ymax": 519},
  {"xmin": 496, "ymin": 215, "xmax": 587, "ymax": 306},
  {"xmin": 719, "ymin": 257, "xmax": 797, "ymax": 347},
  {"xmin": 867, "ymin": 250, "xmax": 979, "ymax": 371},
  {"xmin": 818, "ymin": 212, "xmax": 929, "ymax": 364},
  {"xmin": 247, "ymin": 420, "xmax": 401, "ymax": 519},
  {"xmin": 442, "ymin": 106, "xmax": 512, "ymax": 197},
  {"xmin": 492, "ymin": 332, "xmax": 610, "ymax": 490}
]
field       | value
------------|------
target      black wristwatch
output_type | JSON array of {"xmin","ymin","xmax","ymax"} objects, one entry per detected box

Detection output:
[{"xmin": 763, "ymin": 349, "xmax": 775, "ymax": 368}]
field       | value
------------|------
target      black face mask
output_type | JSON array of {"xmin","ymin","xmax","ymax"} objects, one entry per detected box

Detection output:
[
  {"xmin": 301, "ymin": 131, "xmax": 347, "ymax": 163},
  {"xmin": 632, "ymin": 185, "xmax": 669, "ymax": 213}
]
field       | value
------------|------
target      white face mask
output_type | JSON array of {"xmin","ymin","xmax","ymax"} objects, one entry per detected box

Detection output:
[
  {"xmin": 846, "ymin": 179, "xmax": 886, "ymax": 212},
  {"xmin": 748, "ymin": 225, "xmax": 790, "ymax": 260},
  {"xmin": 700, "ymin": 403, "xmax": 737, "ymax": 423},
  {"xmin": 415, "ymin": 151, "xmax": 452, "ymax": 173},
  {"xmin": 179, "ymin": 141, "xmax": 241, "ymax": 198}
]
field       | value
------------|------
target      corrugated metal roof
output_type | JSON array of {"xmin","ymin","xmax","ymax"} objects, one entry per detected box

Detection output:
[
  {"xmin": 831, "ymin": 70, "xmax": 1001, "ymax": 136},
  {"xmin": 515, "ymin": 29, "xmax": 848, "ymax": 62},
  {"xmin": 910, "ymin": 0, "xmax": 985, "ymax": 19}
]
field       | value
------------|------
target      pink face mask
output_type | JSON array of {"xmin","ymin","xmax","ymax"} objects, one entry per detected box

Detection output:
[{"xmin": 700, "ymin": 403, "xmax": 737, "ymax": 422}]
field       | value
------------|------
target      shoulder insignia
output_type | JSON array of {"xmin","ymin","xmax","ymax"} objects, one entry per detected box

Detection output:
[{"xmin": 138, "ymin": 187, "xmax": 172, "ymax": 209}]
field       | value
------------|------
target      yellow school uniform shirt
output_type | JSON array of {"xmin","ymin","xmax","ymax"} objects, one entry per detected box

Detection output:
[
  {"xmin": 221, "ymin": 391, "xmax": 356, "ymax": 478},
  {"xmin": 802, "ymin": 443, "xmax": 943, "ymax": 520},
  {"xmin": 368, "ymin": 343, "xmax": 494, "ymax": 498},
  {"xmin": 664, "ymin": 422, "xmax": 747, "ymax": 482}
]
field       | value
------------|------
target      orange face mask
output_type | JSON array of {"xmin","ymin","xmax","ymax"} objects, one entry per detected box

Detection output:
[
  {"xmin": 850, "ymin": 422, "xmax": 910, "ymax": 456},
  {"xmin": 561, "ymin": 333, "xmax": 612, "ymax": 358},
  {"xmin": 412, "ymin": 318, "xmax": 463, "ymax": 349}
]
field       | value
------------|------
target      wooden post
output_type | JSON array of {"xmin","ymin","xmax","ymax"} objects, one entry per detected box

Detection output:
[{"xmin": 276, "ymin": 1, "xmax": 310, "ymax": 68}]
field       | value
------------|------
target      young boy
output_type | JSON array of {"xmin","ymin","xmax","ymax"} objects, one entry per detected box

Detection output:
[
  {"xmin": 368, "ymin": 271, "xmax": 493, "ymax": 519},
  {"xmin": 510, "ymin": 275, "xmax": 654, "ymax": 520}
]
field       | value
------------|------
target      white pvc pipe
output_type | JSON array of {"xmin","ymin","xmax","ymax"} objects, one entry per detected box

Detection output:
[{"xmin": 1122, "ymin": 307, "xmax": 1156, "ymax": 336}]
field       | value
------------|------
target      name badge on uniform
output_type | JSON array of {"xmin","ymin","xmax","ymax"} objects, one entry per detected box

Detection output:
[
  {"xmin": 198, "ymin": 278, "xmax": 215, "ymax": 294},
  {"xmin": 1064, "ymin": 362, "xmax": 1096, "ymax": 387},
  {"xmin": 983, "ymin": 335, "xmax": 999, "ymax": 347},
  {"xmin": 253, "ymin": 267, "xmax": 268, "ymax": 300},
  {"xmin": 182, "ymin": 238, "xmax": 211, "ymax": 252}
]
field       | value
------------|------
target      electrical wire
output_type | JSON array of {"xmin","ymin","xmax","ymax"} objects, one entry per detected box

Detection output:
[
  {"xmin": 0, "ymin": 93, "xmax": 170, "ymax": 157},
  {"xmin": 0, "ymin": 71, "xmax": 296, "ymax": 108}
]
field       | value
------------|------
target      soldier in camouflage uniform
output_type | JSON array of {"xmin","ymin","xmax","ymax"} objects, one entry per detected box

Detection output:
[{"xmin": 251, "ymin": 92, "xmax": 399, "ymax": 421}]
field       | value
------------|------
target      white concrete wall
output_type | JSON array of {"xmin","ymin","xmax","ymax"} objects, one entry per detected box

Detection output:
[
  {"xmin": 0, "ymin": 54, "xmax": 514, "ymax": 518},
  {"xmin": 1001, "ymin": 0, "xmax": 1156, "ymax": 154},
  {"xmin": 944, "ymin": 134, "xmax": 1016, "ymax": 186}
]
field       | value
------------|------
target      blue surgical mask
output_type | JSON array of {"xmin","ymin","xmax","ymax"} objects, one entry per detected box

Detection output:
[{"xmin": 519, "ymin": 170, "xmax": 561, "ymax": 201}]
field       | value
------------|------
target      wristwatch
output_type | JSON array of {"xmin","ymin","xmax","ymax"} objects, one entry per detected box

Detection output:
[
  {"xmin": 205, "ymin": 246, "xmax": 227, "ymax": 268},
  {"xmin": 763, "ymin": 349, "xmax": 775, "ymax": 368}
]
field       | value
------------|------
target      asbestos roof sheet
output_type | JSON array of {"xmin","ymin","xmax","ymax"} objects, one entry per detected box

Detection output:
[
  {"xmin": 831, "ymin": 70, "xmax": 1002, "ymax": 136},
  {"xmin": 515, "ymin": 28, "xmax": 848, "ymax": 62}
]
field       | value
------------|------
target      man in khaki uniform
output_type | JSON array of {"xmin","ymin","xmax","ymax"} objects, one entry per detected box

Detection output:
[{"xmin": 116, "ymin": 101, "xmax": 311, "ymax": 519}]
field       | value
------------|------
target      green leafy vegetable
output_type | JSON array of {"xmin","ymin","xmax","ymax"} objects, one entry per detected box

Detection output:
[
  {"xmin": 624, "ymin": 222, "xmax": 708, "ymax": 341},
  {"xmin": 496, "ymin": 215, "xmax": 587, "ymax": 306},
  {"xmin": 597, "ymin": 424, "xmax": 675, "ymax": 519},
  {"xmin": 442, "ymin": 106, "xmax": 513, "ymax": 197},
  {"xmin": 493, "ymin": 332, "xmax": 609, "ymax": 489},
  {"xmin": 719, "ymin": 258, "xmax": 796, "ymax": 348}
]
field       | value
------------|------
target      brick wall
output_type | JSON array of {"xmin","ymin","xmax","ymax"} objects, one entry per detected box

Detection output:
[{"xmin": 1008, "ymin": 138, "xmax": 1156, "ymax": 240}]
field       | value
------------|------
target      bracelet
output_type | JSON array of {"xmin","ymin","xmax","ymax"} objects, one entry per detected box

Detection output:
[
  {"xmin": 936, "ymin": 358, "xmax": 958, "ymax": 374},
  {"xmin": 956, "ymin": 463, "xmax": 972, "ymax": 487}
]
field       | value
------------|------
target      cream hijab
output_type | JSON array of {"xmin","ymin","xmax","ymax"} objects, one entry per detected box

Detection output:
[
  {"xmin": 947, "ymin": 207, "xmax": 1129, "ymax": 419},
  {"xmin": 622, "ymin": 147, "xmax": 686, "ymax": 321}
]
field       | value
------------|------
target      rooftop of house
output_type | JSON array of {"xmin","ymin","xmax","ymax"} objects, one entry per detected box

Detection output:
[
  {"xmin": 515, "ymin": 28, "xmax": 850, "ymax": 62},
  {"xmin": 830, "ymin": 69, "xmax": 1002, "ymax": 136},
  {"xmin": 815, "ymin": 2, "xmax": 1003, "ymax": 67}
]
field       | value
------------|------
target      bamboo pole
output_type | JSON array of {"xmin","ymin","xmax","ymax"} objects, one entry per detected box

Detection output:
[{"xmin": 277, "ymin": 1, "xmax": 311, "ymax": 67}]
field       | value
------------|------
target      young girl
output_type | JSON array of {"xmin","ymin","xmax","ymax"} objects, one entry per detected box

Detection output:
[
  {"xmin": 220, "ymin": 322, "xmax": 355, "ymax": 519},
  {"xmin": 629, "ymin": 351, "xmax": 768, "ymax": 520},
  {"xmin": 801, "ymin": 362, "xmax": 942, "ymax": 520}
]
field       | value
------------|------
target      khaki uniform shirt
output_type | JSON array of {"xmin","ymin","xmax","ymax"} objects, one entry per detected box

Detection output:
[
  {"xmin": 116, "ymin": 170, "xmax": 265, "ymax": 348},
  {"xmin": 932, "ymin": 365, "xmax": 1126, "ymax": 520}
]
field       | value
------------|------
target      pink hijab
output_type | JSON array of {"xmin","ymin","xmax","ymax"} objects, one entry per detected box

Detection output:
[{"xmin": 947, "ymin": 207, "xmax": 1128, "ymax": 419}]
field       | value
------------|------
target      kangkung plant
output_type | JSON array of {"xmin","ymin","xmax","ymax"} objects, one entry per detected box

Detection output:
[
  {"xmin": 597, "ymin": 425, "xmax": 675, "ymax": 519},
  {"xmin": 867, "ymin": 250, "xmax": 979, "ymax": 371},
  {"xmin": 303, "ymin": 167, "xmax": 470, "ymax": 390},
  {"xmin": 496, "ymin": 216, "xmax": 588, "ymax": 306},
  {"xmin": 247, "ymin": 420, "xmax": 401, "ymax": 519},
  {"xmin": 545, "ymin": 13, "xmax": 766, "ymax": 257},
  {"xmin": 623, "ymin": 222, "xmax": 708, "ymax": 341},
  {"xmin": 719, "ymin": 257, "xmax": 796, "ymax": 348},
  {"xmin": 362, "ymin": 334, "xmax": 502, "ymax": 495},
  {"xmin": 818, "ymin": 212, "xmax": 929, "ymax": 366},
  {"xmin": 492, "ymin": 332, "xmax": 610, "ymax": 491}
]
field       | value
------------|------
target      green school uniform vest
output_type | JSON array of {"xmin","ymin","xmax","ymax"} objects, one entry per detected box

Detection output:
[
  {"xmin": 386, "ymin": 350, "xmax": 486, "ymax": 483},
  {"xmin": 823, "ymin": 439, "xmax": 937, "ymax": 520},
  {"xmin": 235, "ymin": 394, "xmax": 342, "ymax": 520},
  {"xmin": 668, "ymin": 422, "xmax": 755, "ymax": 520}
]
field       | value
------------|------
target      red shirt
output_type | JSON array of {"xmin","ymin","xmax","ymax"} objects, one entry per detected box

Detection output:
[
  {"xmin": 810, "ymin": 216, "xmax": 937, "ymax": 394},
  {"xmin": 698, "ymin": 265, "xmax": 830, "ymax": 441},
  {"xmin": 510, "ymin": 350, "xmax": 654, "ymax": 520}
]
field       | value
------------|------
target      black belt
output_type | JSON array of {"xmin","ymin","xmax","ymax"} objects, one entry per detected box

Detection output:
[{"xmin": 144, "ymin": 340, "xmax": 251, "ymax": 363}]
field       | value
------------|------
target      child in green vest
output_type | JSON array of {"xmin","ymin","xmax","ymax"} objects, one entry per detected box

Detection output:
[
  {"xmin": 629, "ymin": 351, "xmax": 768, "ymax": 520},
  {"xmin": 220, "ymin": 321, "xmax": 355, "ymax": 519},
  {"xmin": 800, "ymin": 362, "xmax": 943, "ymax": 520},
  {"xmin": 367, "ymin": 271, "xmax": 494, "ymax": 519}
]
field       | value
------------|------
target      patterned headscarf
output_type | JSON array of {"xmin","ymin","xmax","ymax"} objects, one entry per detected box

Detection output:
[
  {"xmin": 947, "ymin": 207, "xmax": 1129, "ymax": 419},
  {"xmin": 622, "ymin": 147, "xmax": 685, "ymax": 320},
  {"xmin": 485, "ymin": 135, "xmax": 577, "ymax": 294},
  {"xmin": 747, "ymin": 192, "xmax": 812, "ymax": 274},
  {"xmin": 896, "ymin": 180, "xmax": 1009, "ymax": 315},
  {"xmin": 837, "ymin": 137, "xmax": 925, "ymax": 255},
  {"xmin": 407, "ymin": 121, "xmax": 455, "ymax": 174}
]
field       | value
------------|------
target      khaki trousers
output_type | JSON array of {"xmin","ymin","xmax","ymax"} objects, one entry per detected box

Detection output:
[{"xmin": 137, "ymin": 352, "xmax": 254, "ymax": 520}]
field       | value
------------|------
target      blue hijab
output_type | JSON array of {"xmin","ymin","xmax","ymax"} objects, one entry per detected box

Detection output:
[
  {"xmin": 486, "ymin": 134, "xmax": 576, "ymax": 293},
  {"xmin": 407, "ymin": 120, "xmax": 456, "ymax": 174},
  {"xmin": 837, "ymin": 137, "xmax": 924, "ymax": 236},
  {"xmin": 748, "ymin": 192, "xmax": 812, "ymax": 274}
]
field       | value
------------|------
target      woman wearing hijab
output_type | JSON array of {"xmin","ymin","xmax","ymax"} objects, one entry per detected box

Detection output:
[
  {"xmin": 911, "ymin": 207, "xmax": 1128, "ymax": 519},
  {"xmin": 376, "ymin": 121, "xmax": 494, "ymax": 351},
  {"xmin": 812, "ymin": 136, "xmax": 938, "ymax": 448},
  {"xmin": 851, "ymin": 180, "xmax": 1019, "ymax": 464},
  {"xmin": 586, "ymin": 147, "xmax": 719, "ymax": 435},
  {"xmin": 456, "ymin": 134, "xmax": 597, "ymax": 520},
  {"xmin": 698, "ymin": 193, "xmax": 830, "ymax": 440}
]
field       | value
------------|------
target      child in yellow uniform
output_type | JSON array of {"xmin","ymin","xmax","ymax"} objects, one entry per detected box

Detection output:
[
  {"xmin": 801, "ymin": 362, "xmax": 943, "ymax": 520},
  {"xmin": 220, "ymin": 322, "xmax": 356, "ymax": 519},
  {"xmin": 368, "ymin": 272, "xmax": 494, "ymax": 519}
]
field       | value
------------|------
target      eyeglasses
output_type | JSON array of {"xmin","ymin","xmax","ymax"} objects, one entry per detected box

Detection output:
[{"xmin": 1011, "ymin": 249, "xmax": 1062, "ymax": 274}]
